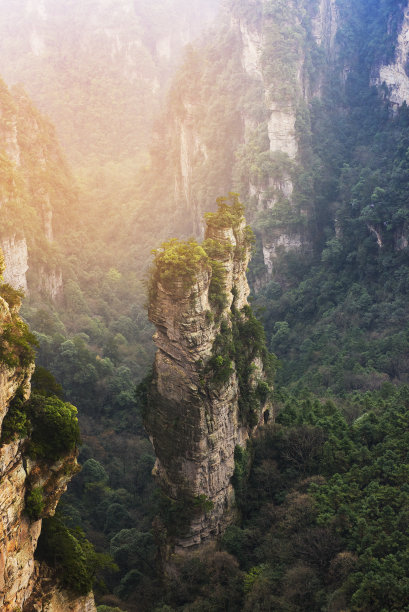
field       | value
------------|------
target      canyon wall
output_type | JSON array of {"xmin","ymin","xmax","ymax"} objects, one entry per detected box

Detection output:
[
  {"xmin": 0, "ymin": 0, "xmax": 221, "ymax": 167},
  {"xmin": 146, "ymin": 0, "xmax": 339, "ymax": 277},
  {"xmin": 0, "ymin": 286, "xmax": 95, "ymax": 611},
  {"xmin": 377, "ymin": 1, "xmax": 409, "ymax": 108},
  {"xmin": 0, "ymin": 79, "xmax": 72, "ymax": 299}
]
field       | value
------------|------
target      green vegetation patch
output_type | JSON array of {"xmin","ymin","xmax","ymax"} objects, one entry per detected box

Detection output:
[
  {"xmin": 37, "ymin": 513, "xmax": 117, "ymax": 596},
  {"xmin": 1, "ymin": 386, "xmax": 31, "ymax": 443},
  {"xmin": 232, "ymin": 444, "xmax": 251, "ymax": 510},
  {"xmin": 221, "ymin": 385, "xmax": 409, "ymax": 610},
  {"xmin": 1, "ymin": 388, "xmax": 80, "ymax": 462},
  {"xmin": 0, "ymin": 284, "xmax": 38, "ymax": 369},
  {"xmin": 208, "ymin": 304, "xmax": 276, "ymax": 427},
  {"xmin": 150, "ymin": 196, "xmax": 254, "ymax": 310},
  {"xmin": 28, "ymin": 394, "xmax": 80, "ymax": 461},
  {"xmin": 156, "ymin": 490, "xmax": 214, "ymax": 539},
  {"xmin": 204, "ymin": 193, "xmax": 245, "ymax": 229},
  {"xmin": 25, "ymin": 486, "xmax": 45, "ymax": 521},
  {"xmin": 151, "ymin": 238, "xmax": 210, "ymax": 294}
]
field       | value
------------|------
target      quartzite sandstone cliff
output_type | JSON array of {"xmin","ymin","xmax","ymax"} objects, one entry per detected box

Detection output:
[
  {"xmin": 145, "ymin": 199, "xmax": 273, "ymax": 549},
  {"xmin": 0, "ymin": 78, "xmax": 72, "ymax": 299},
  {"xmin": 0, "ymin": 281, "xmax": 96, "ymax": 611}
]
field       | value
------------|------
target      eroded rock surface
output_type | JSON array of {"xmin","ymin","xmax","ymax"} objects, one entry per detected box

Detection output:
[
  {"xmin": 377, "ymin": 3, "xmax": 409, "ymax": 107},
  {"xmin": 146, "ymin": 202, "xmax": 273, "ymax": 549},
  {"xmin": 0, "ymin": 287, "xmax": 94, "ymax": 611}
]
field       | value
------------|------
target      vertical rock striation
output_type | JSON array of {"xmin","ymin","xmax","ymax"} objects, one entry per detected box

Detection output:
[
  {"xmin": 145, "ymin": 197, "xmax": 274, "ymax": 549},
  {"xmin": 144, "ymin": 0, "xmax": 340, "ymax": 279},
  {"xmin": 377, "ymin": 2, "xmax": 409, "ymax": 108},
  {"xmin": 1, "ymin": 236, "xmax": 29, "ymax": 293},
  {"xmin": 233, "ymin": 0, "xmax": 338, "ymax": 273},
  {"xmin": 0, "ymin": 281, "xmax": 95, "ymax": 610},
  {"xmin": 0, "ymin": 78, "xmax": 73, "ymax": 300}
]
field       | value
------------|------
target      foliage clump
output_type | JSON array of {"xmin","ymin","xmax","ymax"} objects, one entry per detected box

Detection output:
[
  {"xmin": 1, "ymin": 386, "xmax": 31, "ymax": 443},
  {"xmin": 0, "ymin": 283, "xmax": 24, "ymax": 310},
  {"xmin": 208, "ymin": 259, "xmax": 228, "ymax": 311},
  {"xmin": 205, "ymin": 193, "xmax": 245, "ymax": 228},
  {"xmin": 28, "ymin": 394, "xmax": 80, "ymax": 461},
  {"xmin": 208, "ymin": 303, "xmax": 276, "ymax": 427},
  {"xmin": 25, "ymin": 486, "xmax": 45, "ymax": 520},
  {"xmin": 0, "ymin": 283, "xmax": 38, "ymax": 369},
  {"xmin": 36, "ymin": 513, "xmax": 117, "ymax": 595},
  {"xmin": 151, "ymin": 238, "xmax": 210, "ymax": 294},
  {"xmin": 150, "ymin": 195, "xmax": 254, "ymax": 311},
  {"xmin": 202, "ymin": 237, "xmax": 232, "ymax": 311},
  {"xmin": 219, "ymin": 385, "xmax": 409, "ymax": 611},
  {"xmin": 31, "ymin": 365, "xmax": 64, "ymax": 398},
  {"xmin": 156, "ymin": 490, "xmax": 214, "ymax": 539},
  {"xmin": 1, "ymin": 387, "xmax": 80, "ymax": 462},
  {"xmin": 232, "ymin": 444, "xmax": 251, "ymax": 509}
]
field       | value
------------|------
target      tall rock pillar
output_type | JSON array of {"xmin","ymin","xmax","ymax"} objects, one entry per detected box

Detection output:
[{"xmin": 145, "ymin": 195, "xmax": 274, "ymax": 549}]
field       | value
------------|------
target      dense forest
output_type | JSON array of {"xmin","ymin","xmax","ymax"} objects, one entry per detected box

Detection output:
[{"xmin": 2, "ymin": 0, "xmax": 409, "ymax": 610}]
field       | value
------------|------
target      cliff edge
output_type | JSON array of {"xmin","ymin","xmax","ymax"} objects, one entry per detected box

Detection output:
[{"xmin": 0, "ymin": 255, "xmax": 96, "ymax": 611}]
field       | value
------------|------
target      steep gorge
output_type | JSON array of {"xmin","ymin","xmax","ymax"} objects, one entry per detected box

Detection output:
[
  {"xmin": 0, "ymin": 0, "xmax": 221, "ymax": 168},
  {"xmin": 2, "ymin": 0, "xmax": 409, "ymax": 608}
]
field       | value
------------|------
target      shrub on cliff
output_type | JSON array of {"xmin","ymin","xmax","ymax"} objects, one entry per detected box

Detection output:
[
  {"xmin": 0, "ymin": 283, "xmax": 24, "ymax": 310},
  {"xmin": 151, "ymin": 238, "xmax": 210, "ymax": 293},
  {"xmin": 0, "ymin": 386, "xmax": 31, "ymax": 443},
  {"xmin": 0, "ymin": 319, "xmax": 38, "ymax": 369},
  {"xmin": 0, "ymin": 283, "xmax": 37, "ymax": 369},
  {"xmin": 1, "ymin": 388, "xmax": 80, "ymax": 460},
  {"xmin": 204, "ymin": 193, "xmax": 245, "ymax": 229},
  {"xmin": 37, "ymin": 514, "xmax": 117, "ymax": 595},
  {"xmin": 25, "ymin": 486, "xmax": 45, "ymax": 520},
  {"xmin": 31, "ymin": 365, "xmax": 64, "ymax": 398},
  {"xmin": 27, "ymin": 394, "xmax": 80, "ymax": 461}
]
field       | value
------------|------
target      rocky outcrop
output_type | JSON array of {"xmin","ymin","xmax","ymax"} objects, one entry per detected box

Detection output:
[
  {"xmin": 145, "ymin": 199, "xmax": 273, "ymax": 549},
  {"xmin": 24, "ymin": 563, "xmax": 97, "ymax": 612},
  {"xmin": 232, "ymin": 0, "xmax": 339, "ymax": 273},
  {"xmin": 175, "ymin": 101, "xmax": 209, "ymax": 236},
  {"xmin": 1, "ymin": 236, "xmax": 29, "ymax": 293},
  {"xmin": 38, "ymin": 267, "xmax": 63, "ymax": 302},
  {"xmin": 262, "ymin": 231, "xmax": 303, "ymax": 275},
  {"xmin": 0, "ymin": 286, "xmax": 94, "ymax": 610},
  {"xmin": 377, "ymin": 2, "xmax": 409, "ymax": 108},
  {"xmin": 0, "ymin": 441, "xmax": 78, "ymax": 611},
  {"xmin": 311, "ymin": 0, "xmax": 338, "ymax": 53},
  {"xmin": 0, "ymin": 79, "xmax": 68, "ymax": 300},
  {"xmin": 239, "ymin": 19, "xmax": 263, "ymax": 80}
]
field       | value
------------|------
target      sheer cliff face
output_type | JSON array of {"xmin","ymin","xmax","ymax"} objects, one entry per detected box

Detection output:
[
  {"xmin": 145, "ymin": 0, "xmax": 339, "ymax": 277},
  {"xmin": 231, "ymin": 0, "xmax": 338, "ymax": 272},
  {"xmin": 377, "ymin": 2, "xmax": 409, "ymax": 107},
  {"xmin": 0, "ymin": 293, "xmax": 93, "ymax": 611},
  {"xmin": 0, "ymin": 79, "xmax": 71, "ymax": 298},
  {"xmin": 145, "ymin": 204, "xmax": 273, "ymax": 549}
]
